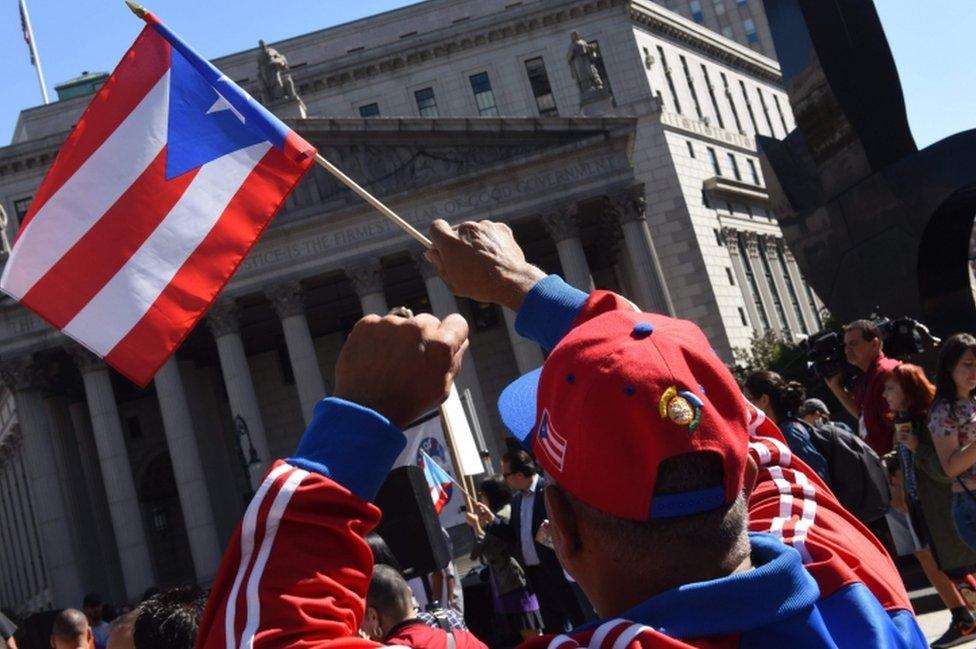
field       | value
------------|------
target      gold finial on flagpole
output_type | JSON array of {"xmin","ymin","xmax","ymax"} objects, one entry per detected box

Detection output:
[{"xmin": 125, "ymin": 0, "xmax": 148, "ymax": 19}]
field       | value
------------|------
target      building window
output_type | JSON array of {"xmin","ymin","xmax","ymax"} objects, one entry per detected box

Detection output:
[
  {"xmin": 743, "ymin": 18, "xmax": 759, "ymax": 44},
  {"xmin": 757, "ymin": 88, "xmax": 775, "ymax": 136},
  {"xmin": 722, "ymin": 25, "xmax": 734, "ymax": 38},
  {"xmin": 469, "ymin": 72, "xmax": 499, "ymax": 116},
  {"xmin": 727, "ymin": 152, "xmax": 741, "ymax": 181},
  {"xmin": 689, "ymin": 0, "xmax": 703, "ymax": 22},
  {"xmin": 707, "ymin": 147, "xmax": 721, "ymax": 175},
  {"xmin": 804, "ymin": 282, "xmax": 824, "ymax": 329},
  {"xmin": 739, "ymin": 80, "xmax": 760, "ymax": 134},
  {"xmin": 525, "ymin": 57, "xmax": 558, "ymax": 116},
  {"xmin": 720, "ymin": 73, "xmax": 743, "ymax": 133},
  {"xmin": 737, "ymin": 237, "xmax": 770, "ymax": 330},
  {"xmin": 726, "ymin": 201, "xmax": 734, "ymax": 215},
  {"xmin": 745, "ymin": 204, "xmax": 753, "ymax": 218},
  {"xmin": 737, "ymin": 0, "xmax": 748, "ymax": 5},
  {"xmin": 687, "ymin": 140, "xmax": 696, "ymax": 158},
  {"xmin": 726, "ymin": 267, "xmax": 736, "ymax": 285},
  {"xmin": 714, "ymin": 228, "xmax": 723, "ymax": 246},
  {"xmin": 13, "ymin": 197, "xmax": 32, "ymax": 223},
  {"xmin": 738, "ymin": 307, "xmax": 749, "ymax": 326},
  {"xmin": 358, "ymin": 103, "xmax": 380, "ymax": 118},
  {"xmin": 657, "ymin": 46, "xmax": 682, "ymax": 114},
  {"xmin": 702, "ymin": 189, "xmax": 711, "ymax": 208},
  {"xmin": 758, "ymin": 245, "xmax": 791, "ymax": 336},
  {"xmin": 747, "ymin": 158, "xmax": 760, "ymax": 185},
  {"xmin": 701, "ymin": 64, "xmax": 725, "ymax": 129},
  {"xmin": 775, "ymin": 243, "xmax": 807, "ymax": 334},
  {"xmin": 415, "ymin": 87, "xmax": 439, "ymax": 117},
  {"xmin": 679, "ymin": 56, "xmax": 704, "ymax": 120},
  {"xmin": 773, "ymin": 94, "xmax": 790, "ymax": 133},
  {"xmin": 588, "ymin": 40, "xmax": 613, "ymax": 97},
  {"xmin": 713, "ymin": 0, "xmax": 726, "ymax": 15}
]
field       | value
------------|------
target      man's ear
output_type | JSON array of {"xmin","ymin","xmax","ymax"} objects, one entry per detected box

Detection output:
[{"xmin": 545, "ymin": 485, "xmax": 582, "ymax": 556}]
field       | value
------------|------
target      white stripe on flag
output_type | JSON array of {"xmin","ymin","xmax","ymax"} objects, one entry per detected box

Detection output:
[
  {"xmin": 1, "ymin": 72, "xmax": 170, "ymax": 299},
  {"xmin": 63, "ymin": 141, "xmax": 271, "ymax": 356},
  {"xmin": 240, "ymin": 468, "xmax": 308, "ymax": 649}
]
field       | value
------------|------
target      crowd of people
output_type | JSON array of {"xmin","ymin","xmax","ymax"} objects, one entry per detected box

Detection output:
[{"xmin": 4, "ymin": 217, "xmax": 976, "ymax": 648}]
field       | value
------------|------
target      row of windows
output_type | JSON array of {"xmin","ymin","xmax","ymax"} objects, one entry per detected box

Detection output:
[
  {"xmin": 649, "ymin": 46, "xmax": 790, "ymax": 139},
  {"xmin": 688, "ymin": 1, "xmax": 758, "ymax": 45},
  {"xmin": 357, "ymin": 56, "xmax": 558, "ymax": 119},
  {"xmin": 688, "ymin": 141, "xmax": 761, "ymax": 185}
]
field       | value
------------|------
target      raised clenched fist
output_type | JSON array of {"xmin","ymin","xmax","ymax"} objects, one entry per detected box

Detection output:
[
  {"xmin": 425, "ymin": 219, "xmax": 546, "ymax": 311},
  {"xmin": 334, "ymin": 312, "xmax": 469, "ymax": 427}
]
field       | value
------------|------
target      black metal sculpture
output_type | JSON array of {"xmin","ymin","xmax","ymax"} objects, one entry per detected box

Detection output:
[{"xmin": 759, "ymin": 0, "xmax": 976, "ymax": 335}]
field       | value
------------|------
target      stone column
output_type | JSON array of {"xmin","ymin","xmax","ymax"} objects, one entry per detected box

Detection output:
[
  {"xmin": 0, "ymin": 359, "xmax": 84, "ymax": 607},
  {"xmin": 608, "ymin": 188, "xmax": 675, "ymax": 315},
  {"xmin": 782, "ymin": 245, "xmax": 819, "ymax": 332},
  {"xmin": 761, "ymin": 236, "xmax": 803, "ymax": 336},
  {"xmin": 722, "ymin": 228, "xmax": 761, "ymax": 332},
  {"xmin": 0, "ymin": 442, "xmax": 26, "ymax": 604},
  {"xmin": 68, "ymin": 400, "xmax": 126, "ymax": 604},
  {"xmin": 414, "ymin": 255, "xmax": 498, "ymax": 457},
  {"xmin": 266, "ymin": 281, "xmax": 327, "ymax": 424},
  {"xmin": 742, "ymin": 233, "xmax": 785, "ymax": 333},
  {"xmin": 348, "ymin": 261, "xmax": 389, "ymax": 316},
  {"xmin": 543, "ymin": 207, "xmax": 594, "ymax": 292},
  {"xmin": 69, "ymin": 347, "xmax": 155, "ymax": 600},
  {"xmin": 8, "ymin": 432, "xmax": 48, "ymax": 606},
  {"xmin": 502, "ymin": 307, "xmax": 545, "ymax": 375},
  {"xmin": 207, "ymin": 299, "xmax": 272, "ymax": 488},
  {"xmin": 154, "ymin": 358, "xmax": 222, "ymax": 584}
]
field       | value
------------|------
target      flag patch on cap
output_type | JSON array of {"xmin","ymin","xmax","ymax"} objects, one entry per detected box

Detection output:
[{"xmin": 537, "ymin": 410, "xmax": 567, "ymax": 471}]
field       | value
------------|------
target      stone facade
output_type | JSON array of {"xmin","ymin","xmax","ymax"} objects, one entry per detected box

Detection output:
[{"xmin": 0, "ymin": 0, "xmax": 822, "ymax": 612}]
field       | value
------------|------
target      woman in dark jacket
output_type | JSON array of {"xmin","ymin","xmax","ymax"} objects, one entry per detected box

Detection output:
[{"xmin": 466, "ymin": 475, "xmax": 542, "ymax": 641}]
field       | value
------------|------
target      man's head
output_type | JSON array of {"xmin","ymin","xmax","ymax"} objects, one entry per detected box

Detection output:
[
  {"xmin": 498, "ymin": 310, "xmax": 754, "ymax": 616},
  {"xmin": 362, "ymin": 564, "xmax": 414, "ymax": 641},
  {"xmin": 843, "ymin": 320, "xmax": 883, "ymax": 371},
  {"xmin": 132, "ymin": 587, "xmax": 206, "ymax": 649},
  {"xmin": 501, "ymin": 449, "xmax": 537, "ymax": 492},
  {"xmin": 49, "ymin": 609, "xmax": 90, "ymax": 649},
  {"xmin": 81, "ymin": 594, "xmax": 102, "ymax": 623},
  {"xmin": 799, "ymin": 398, "xmax": 830, "ymax": 427},
  {"xmin": 106, "ymin": 611, "xmax": 138, "ymax": 649}
]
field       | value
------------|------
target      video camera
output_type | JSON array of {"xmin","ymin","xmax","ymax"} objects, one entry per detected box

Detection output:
[{"xmin": 802, "ymin": 315, "xmax": 940, "ymax": 379}]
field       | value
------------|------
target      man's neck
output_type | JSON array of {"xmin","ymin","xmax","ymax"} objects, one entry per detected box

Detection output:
[{"xmin": 592, "ymin": 541, "xmax": 753, "ymax": 618}]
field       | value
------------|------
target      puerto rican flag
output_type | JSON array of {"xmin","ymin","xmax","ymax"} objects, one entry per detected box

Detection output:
[
  {"xmin": 420, "ymin": 450, "xmax": 453, "ymax": 515},
  {"xmin": 0, "ymin": 11, "xmax": 315, "ymax": 386},
  {"xmin": 537, "ymin": 410, "xmax": 567, "ymax": 472}
]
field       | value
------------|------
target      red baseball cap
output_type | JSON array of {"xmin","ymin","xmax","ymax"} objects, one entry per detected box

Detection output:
[{"xmin": 498, "ymin": 310, "xmax": 750, "ymax": 521}]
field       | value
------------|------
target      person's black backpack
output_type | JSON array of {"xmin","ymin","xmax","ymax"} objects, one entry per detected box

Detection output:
[{"xmin": 806, "ymin": 421, "xmax": 891, "ymax": 522}]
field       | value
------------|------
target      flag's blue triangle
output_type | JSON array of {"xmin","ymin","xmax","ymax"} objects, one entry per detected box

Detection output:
[{"xmin": 166, "ymin": 47, "xmax": 267, "ymax": 179}]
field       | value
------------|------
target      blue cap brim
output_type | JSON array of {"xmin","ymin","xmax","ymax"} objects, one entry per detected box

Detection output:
[{"xmin": 498, "ymin": 367, "xmax": 542, "ymax": 446}]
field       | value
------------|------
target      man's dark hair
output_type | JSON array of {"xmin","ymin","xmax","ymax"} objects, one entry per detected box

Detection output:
[
  {"xmin": 133, "ymin": 586, "xmax": 206, "ymax": 649},
  {"xmin": 502, "ymin": 449, "xmax": 537, "ymax": 477},
  {"xmin": 477, "ymin": 475, "xmax": 513, "ymax": 512},
  {"xmin": 844, "ymin": 319, "xmax": 882, "ymax": 342},
  {"xmin": 365, "ymin": 533, "xmax": 404, "ymax": 575},
  {"xmin": 366, "ymin": 564, "xmax": 413, "ymax": 622},
  {"xmin": 559, "ymin": 452, "xmax": 749, "ymax": 570},
  {"xmin": 51, "ymin": 608, "xmax": 88, "ymax": 641}
]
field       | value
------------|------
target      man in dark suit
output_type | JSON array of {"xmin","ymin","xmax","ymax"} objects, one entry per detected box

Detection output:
[{"xmin": 502, "ymin": 449, "xmax": 589, "ymax": 633}]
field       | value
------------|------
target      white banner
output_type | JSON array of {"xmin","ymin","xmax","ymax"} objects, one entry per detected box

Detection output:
[
  {"xmin": 442, "ymin": 384, "xmax": 485, "ymax": 476},
  {"xmin": 396, "ymin": 414, "xmax": 469, "ymax": 528}
]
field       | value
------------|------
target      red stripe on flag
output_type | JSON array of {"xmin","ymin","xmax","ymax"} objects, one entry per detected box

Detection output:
[
  {"xmin": 20, "ymin": 147, "xmax": 199, "ymax": 329},
  {"xmin": 22, "ymin": 27, "xmax": 170, "ymax": 232},
  {"xmin": 105, "ymin": 147, "xmax": 313, "ymax": 385}
]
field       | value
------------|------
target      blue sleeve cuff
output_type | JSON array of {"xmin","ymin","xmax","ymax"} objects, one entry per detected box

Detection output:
[
  {"xmin": 514, "ymin": 275, "xmax": 588, "ymax": 352},
  {"xmin": 287, "ymin": 397, "xmax": 406, "ymax": 502}
]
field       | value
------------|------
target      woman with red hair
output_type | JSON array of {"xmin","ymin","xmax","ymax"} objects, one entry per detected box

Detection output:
[{"xmin": 885, "ymin": 363, "xmax": 976, "ymax": 646}]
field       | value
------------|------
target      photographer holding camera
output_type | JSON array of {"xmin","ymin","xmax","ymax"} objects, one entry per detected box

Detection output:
[{"xmin": 825, "ymin": 319, "xmax": 901, "ymax": 456}]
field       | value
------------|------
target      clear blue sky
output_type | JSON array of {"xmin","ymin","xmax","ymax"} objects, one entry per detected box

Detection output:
[{"xmin": 2, "ymin": 1, "xmax": 973, "ymax": 148}]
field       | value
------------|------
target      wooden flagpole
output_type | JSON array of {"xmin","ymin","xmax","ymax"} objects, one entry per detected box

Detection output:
[
  {"xmin": 439, "ymin": 402, "xmax": 481, "ymax": 535},
  {"xmin": 314, "ymin": 154, "xmax": 432, "ymax": 248}
]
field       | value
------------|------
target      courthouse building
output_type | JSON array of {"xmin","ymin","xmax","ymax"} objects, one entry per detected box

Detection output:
[{"xmin": 0, "ymin": 0, "xmax": 825, "ymax": 613}]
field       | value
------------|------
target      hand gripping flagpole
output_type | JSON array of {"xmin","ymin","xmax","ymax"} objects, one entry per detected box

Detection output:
[{"xmin": 124, "ymin": 0, "xmax": 433, "ymax": 249}]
